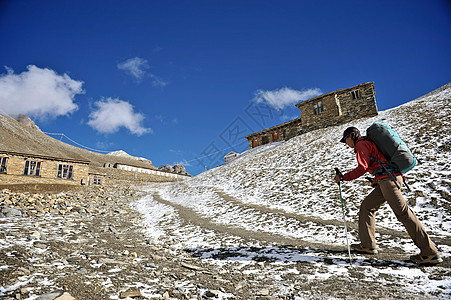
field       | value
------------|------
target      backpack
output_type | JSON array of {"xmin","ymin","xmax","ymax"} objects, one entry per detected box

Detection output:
[{"xmin": 366, "ymin": 122, "xmax": 417, "ymax": 174}]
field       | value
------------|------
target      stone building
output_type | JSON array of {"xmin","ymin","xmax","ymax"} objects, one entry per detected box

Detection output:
[
  {"xmin": 0, "ymin": 150, "xmax": 90, "ymax": 185},
  {"xmin": 224, "ymin": 152, "xmax": 239, "ymax": 164},
  {"xmin": 245, "ymin": 82, "xmax": 378, "ymax": 149},
  {"xmin": 114, "ymin": 162, "xmax": 189, "ymax": 180},
  {"xmin": 87, "ymin": 171, "xmax": 107, "ymax": 186}
]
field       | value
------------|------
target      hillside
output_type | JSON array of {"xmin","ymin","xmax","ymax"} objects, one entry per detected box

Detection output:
[
  {"xmin": 0, "ymin": 114, "xmax": 156, "ymax": 171},
  {"xmin": 133, "ymin": 82, "xmax": 451, "ymax": 298},
  {"xmin": 184, "ymin": 82, "xmax": 451, "ymax": 238},
  {"xmin": 158, "ymin": 82, "xmax": 451, "ymax": 241}
]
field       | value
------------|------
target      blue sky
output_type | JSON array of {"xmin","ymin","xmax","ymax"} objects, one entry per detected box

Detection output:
[{"xmin": 1, "ymin": 0, "xmax": 450, "ymax": 175}]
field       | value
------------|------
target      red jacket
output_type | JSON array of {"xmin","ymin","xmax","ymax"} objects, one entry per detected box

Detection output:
[{"xmin": 343, "ymin": 137, "xmax": 400, "ymax": 183}]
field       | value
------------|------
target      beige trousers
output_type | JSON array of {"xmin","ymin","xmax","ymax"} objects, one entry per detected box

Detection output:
[{"xmin": 359, "ymin": 176, "xmax": 438, "ymax": 256}]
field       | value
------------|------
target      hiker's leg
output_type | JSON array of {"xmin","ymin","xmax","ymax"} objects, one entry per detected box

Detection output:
[
  {"xmin": 379, "ymin": 176, "xmax": 438, "ymax": 256},
  {"xmin": 359, "ymin": 186, "xmax": 386, "ymax": 248}
]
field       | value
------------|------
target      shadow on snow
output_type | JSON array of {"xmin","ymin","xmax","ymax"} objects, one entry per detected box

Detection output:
[{"xmin": 184, "ymin": 245, "xmax": 418, "ymax": 268}]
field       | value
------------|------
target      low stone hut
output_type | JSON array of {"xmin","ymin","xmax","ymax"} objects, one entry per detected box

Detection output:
[{"xmin": 224, "ymin": 152, "xmax": 240, "ymax": 164}]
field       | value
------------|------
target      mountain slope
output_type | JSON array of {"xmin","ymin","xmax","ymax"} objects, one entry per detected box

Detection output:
[
  {"xmin": 0, "ymin": 114, "xmax": 156, "ymax": 170},
  {"xmin": 162, "ymin": 82, "xmax": 451, "ymax": 241}
]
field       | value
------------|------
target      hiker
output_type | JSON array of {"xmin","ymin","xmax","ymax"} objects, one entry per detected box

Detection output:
[{"xmin": 334, "ymin": 126, "xmax": 442, "ymax": 265}]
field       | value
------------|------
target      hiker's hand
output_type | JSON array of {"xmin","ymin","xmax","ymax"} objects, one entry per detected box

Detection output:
[{"xmin": 334, "ymin": 174, "xmax": 341, "ymax": 184}]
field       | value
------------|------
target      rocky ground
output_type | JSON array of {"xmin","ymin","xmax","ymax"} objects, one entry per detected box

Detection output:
[
  {"xmin": 1, "ymin": 183, "xmax": 230, "ymax": 300},
  {"xmin": 0, "ymin": 183, "xmax": 449, "ymax": 300}
]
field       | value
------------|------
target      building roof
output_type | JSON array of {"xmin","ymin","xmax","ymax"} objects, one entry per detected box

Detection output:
[
  {"xmin": 0, "ymin": 150, "xmax": 90, "ymax": 164},
  {"xmin": 114, "ymin": 162, "xmax": 156, "ymax": 169},
  {"xmin": 245, "ymin": 117, "xmax": 303, "ymax": 139},
  {"xmin": 295, "ymin": 81, "xmax": 374, "ymax": 108}
]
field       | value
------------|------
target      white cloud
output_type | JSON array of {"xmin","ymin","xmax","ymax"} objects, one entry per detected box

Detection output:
[
  {"xmin": 149, "ymin": 73, "xmax": 168, "ymax": 87},
  {"xmin": 117, "ymin": 57, "xmax": 149, "ymax": 80},
  {"xmin": 253, "ymin": 87, "xmax": 322, "ymax": 110},
  {"xmin": 117, "ymin": 57, "xmax": 167, "ymax": 86},
  {"xmin": 0, "ymin": 65, "xmax": 83, "ymax": 119},
  {"xmin": 88, "ymin": 97, "xmax": 152, "ymax": 136}
]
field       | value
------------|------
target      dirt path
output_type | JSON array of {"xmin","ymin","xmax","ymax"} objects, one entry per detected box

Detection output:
[
  {"xmin": 151, "ymin": 189, "xmax": 451, "ymax": 266},
  {"xmin": 152, "ymin": 191, "xmax": 333, "ymax": 250},
  {"xmin": 213, "ymin": 188, "xmax": 451, "ymax": 248}
]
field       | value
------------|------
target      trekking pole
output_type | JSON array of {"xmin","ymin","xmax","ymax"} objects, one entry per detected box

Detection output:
[{"xmin": 334, "ymin": 168, "xmax": 352, "ymax": 265}]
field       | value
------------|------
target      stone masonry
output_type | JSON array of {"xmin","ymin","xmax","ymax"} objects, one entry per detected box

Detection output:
[{"xmin": 0, "ymin": 151, "xmax": 89, "ymax": 186}]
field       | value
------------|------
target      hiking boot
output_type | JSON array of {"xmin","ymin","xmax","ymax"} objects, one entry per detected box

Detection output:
[
  {"xmin": 410, "ymin": 254, "xmax": 443, "ymax": 265},
  {"xmin": 351, "ymin": 243, "xmax": 378, "ymax": 254}
]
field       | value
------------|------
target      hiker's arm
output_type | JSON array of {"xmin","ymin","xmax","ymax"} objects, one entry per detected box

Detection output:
[{"xmin": 343, "ymin": 143, "xmax": 371, "ymax": 181}]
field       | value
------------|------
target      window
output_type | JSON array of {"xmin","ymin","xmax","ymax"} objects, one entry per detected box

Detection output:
[
  {"xmin": 350, "ymin": 90, "xmax": 361, "ymax": 100},
  {"xmin": 0, "ymin": 157, "xmax": 7, "ymax": 173},
  {"xmin": 24, "ymin": 161, "xmax": 41, "ymax": 176},
  {"xmin": 313, "ymin": 101, "xmax": 324, "ymax": 115},
  {"xmin": 57, "ymin": 164, "xmax": 73, "ymax": 179},
  {"xmin": 262, "ymin": 135, "xmax": 269, "ymax": 145},
  {"xmin": 93, "ymin": 176, "xmax": 102, "ymax": 185},
  {"xmin": 252, "ymin": 139, "xmax": 259, "ymax": 148}
]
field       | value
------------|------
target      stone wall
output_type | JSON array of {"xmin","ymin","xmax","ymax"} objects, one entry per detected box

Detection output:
[
  {"xmin": 298, "ymin": 93, "xmax": 340, "ymax": 127},
  {"xmin": 0, "ymin": 152, "xmax": 89, "ymax": 185},
  {"xmin": 89, "ymin": 166, "xmax": 186, "ymax": 184},
  {"xmin": 246, "ymin": 118, "xmax": 303, "ymax": 149},
  {"xmin": 0, "ymin": 174, "xmax": 82, "ymax": 186},
  {"xmin": 295, "ymin": 81, "xmax": 377, "ymax": 131},
  {"xmin": 335, "ymin": 82, "xmax": 378, "ymax": 124}
]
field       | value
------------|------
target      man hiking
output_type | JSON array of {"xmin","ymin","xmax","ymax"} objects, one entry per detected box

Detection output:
[{"xmin": 334, "ymin": 126, "xmax": 442, "ymax": 265}]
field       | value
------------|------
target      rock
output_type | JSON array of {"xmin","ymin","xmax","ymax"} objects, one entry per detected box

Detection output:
[
  {"xmin": 119, "ymin": 290, "xmax": 142, "ymax": 298},
  {"xmin": 158, "ymin": 164, "xmax": 191, "ymax": 176},
  {"xmin": 55, "ymin": 294, "xmax": 76, "ymax": 300},
  {"xmin": 17, "ymin": 267, "xmax": 31, "ymax": 275},
  {"xmin": 98, "ymin": 258, "xmax": 127, "ymax": 265},
  {"xmin": 30, "ymin": 231, "xmax": 41, "ymax": 238},
  {"xmin": 36, "ymin": 290, "xmax": 64, "ymax": 300},
  {"xmin": 258, "ymin": 289, "xmax": 270, "ymax": 296},
  {"xmin": 109, "ymin": 226, "xmax": 119, "ymax": 234},
  {"xmin": 34, "ymin": 242, "xmax": 47, "ymax": 249},
  {"xmin": 181, "ymin": 262, "xmax": 204, "ymax": 271},
  {"xmin": 205, "ymin": 290, "xmax": 220, "ymax": 297},
  {"xmin": 0, "ymin": 206, "xmax": 23, "ymax": 217},
  {"xmin": 15, "ymin": 114, "xmax": 42, "ymax": 131},
  {"xmin": 145, "ymin": 262, "xmax": 157, "ymax": 268}
]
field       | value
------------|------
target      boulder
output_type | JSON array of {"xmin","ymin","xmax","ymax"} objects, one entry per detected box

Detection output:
[
  {"xmin": 15, "ymin": 114, "xmax": 42, "ymax": 132},
  {"xmin": 158, "ymin": 164, "xmax": 191, "ymax": 176},
  {"xmin": 0, "ymin": 205, "xmax": 23, "ymax": 218}
]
